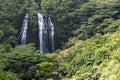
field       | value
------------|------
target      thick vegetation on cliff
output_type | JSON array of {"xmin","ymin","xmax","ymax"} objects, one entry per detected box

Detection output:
[{"xmin": 0, "ymin": 0, "xmax": 120, "ymax": 80}]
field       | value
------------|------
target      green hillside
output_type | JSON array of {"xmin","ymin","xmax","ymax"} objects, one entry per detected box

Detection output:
[
  {"xmin": 0, "ymin": 0, "xmax": 120, "ymax": 80},
  {"xmin": 57, "ymin": 31, "xmax": 120, "ymax": 80}
]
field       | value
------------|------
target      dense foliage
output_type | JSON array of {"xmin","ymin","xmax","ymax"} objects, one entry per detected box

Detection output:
[
  {"xmin": 41, "ymin": 0, "xmax": 120, "ymax": 48},
  {"xmin": 0, "ymin": 0, "xmax": 120, "ymax": 80},
  {"xmin": 57, "ymin": 31, "xmax": 120, "ymax": 79}
]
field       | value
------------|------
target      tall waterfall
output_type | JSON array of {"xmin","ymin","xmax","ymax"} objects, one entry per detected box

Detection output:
[
  {"xmin": 18, "ymin": 13, "xmax": 55, "ymax": 54},
  {"xmin": 20, "ymin": 14, "xmax": 29, "ymax": 44},
  {"xmin": 37, "ymin": 13, "xmax": 55, "ymax": 54},
  {"xmin": 48, "ymin": 17, "xmax": 55, "ymax": 52}
]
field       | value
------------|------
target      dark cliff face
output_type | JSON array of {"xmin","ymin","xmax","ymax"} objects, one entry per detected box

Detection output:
[
  {"xmin": 17, "ymin": 14, "xmax": 39, "ymax": 49},
  {"xmin": 27, "ymin": 14, "xmax": 39, "ymax": 49}
]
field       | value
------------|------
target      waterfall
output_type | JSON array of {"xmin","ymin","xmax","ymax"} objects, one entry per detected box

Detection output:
[
  {"xmin": 18, "ymin": 13, "xmax": 55, "ymax": 54},
  {"xmin": 37, "ymin": 13, "xmax": 44, "ymax": 53},
  {"xmin": 20, "ymin": 14, "xmax": 29, "ymax": 44},
  {"xmin": 37, "ymin": 13, "xmax": 55, "ymax": 53},
  {"xmin": 48, "ymin": 17, "xmax": 55, "ymax": 52}
]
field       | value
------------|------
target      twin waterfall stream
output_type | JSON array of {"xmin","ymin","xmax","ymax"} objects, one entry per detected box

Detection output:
[
  {"xmin": 21, "ymin": 14, "xmax": 29, "ymax": 45},
  {"xmin": 19, "ymin": 13, "xmax": 55, "ymax": 54}
]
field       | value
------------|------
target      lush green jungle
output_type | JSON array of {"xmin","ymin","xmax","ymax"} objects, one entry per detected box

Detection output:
[{"xmin": 0, "ymin": 0, "xmax": 120, "ymax": 80}]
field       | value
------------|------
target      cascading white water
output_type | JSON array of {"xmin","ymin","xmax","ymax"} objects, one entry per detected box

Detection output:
[
  {"xmin": 37, "ymin": 13, "xmax": 55, "ymax": 53},
  {"xmin": 21, "ymin": 14, "xmax": 29, "ymax": 44},
  {"xmin": 48, "ymin": 17, "xmax": 55, "ymax": 51},
  {"xmin": 37, "ymin": 13, "xmax": 44, "ymax": 53},
  {"xmin": 18, "ymin": 13, "xmax": 55, "ymax": 53}
]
